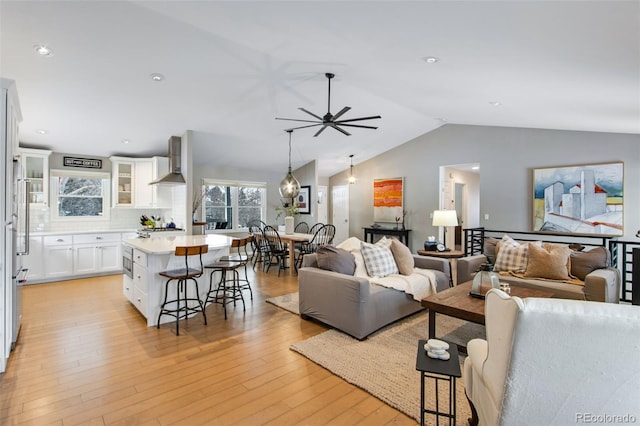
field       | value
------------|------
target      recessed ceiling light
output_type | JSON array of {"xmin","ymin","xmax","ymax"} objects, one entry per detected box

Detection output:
[
  {"xmin": 33, "ymin": 45, "xmax": 53, "ymax": 57},
  {"xmin": 121, "ymin": 139, "xmax": 130, "ymax": 145},
  {"xmin": 150, "ymin": 73, "xmax": 164, "ymax": 82},
  {"xmin": 489, "ymin": 101, "xmax": 502, "ymax": 107},
  {"xmin": 36, "ymin": 129, "xmax": 48, "ymax": 135},
  {"xmin": 422, "ymin": 57, "xmax": 439, "ymax": 64},
  {"xmin": 472, "ymin": 166, "xmax": 480, "ymax": 170},
  {"xmin": 436, "ymin": 117, "xmax": 448, "ymax": 122}
]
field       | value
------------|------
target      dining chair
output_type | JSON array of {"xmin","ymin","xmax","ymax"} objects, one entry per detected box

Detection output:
[
  {"xmin": 308, "ymin": 222, "xmax": 324, "ymax": 235},
  {"xmin": 263, "ymin": 225, "xmax": 289, "ymax": 276},
  {"xmin": 249, "ymin": 226, "xmax": 270, "ymax": 271},
  {"xmin": 295, "ymin": 224, "xmax": 334, "ymax": 270},
  {"xmin": 294, "ymin": 221, "xmax": 309, "ymax": 233}
]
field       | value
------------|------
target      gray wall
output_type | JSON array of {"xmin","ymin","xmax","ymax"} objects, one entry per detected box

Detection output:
[{"xmin": 330, "ymin": 124, "xmax": 640, "ymax": 252}]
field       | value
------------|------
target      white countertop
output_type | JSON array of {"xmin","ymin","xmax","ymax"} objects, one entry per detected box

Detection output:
[
  {"xmin": 31, "ymin": 229, "xmax": 137, "ymax": 236},
  {"xmin": 123, "ymin": 234, "xmax": 235, "ymax": 254}
]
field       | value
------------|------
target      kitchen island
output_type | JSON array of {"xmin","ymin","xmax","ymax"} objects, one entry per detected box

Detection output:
[{"xmin": 122, "ymin": 234, "xmax": 234, "ymax": 326}]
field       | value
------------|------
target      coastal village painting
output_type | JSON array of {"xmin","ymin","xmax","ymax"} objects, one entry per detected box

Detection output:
[{"xmin": 533, "ymin": 162, "xmax": 623, "ymax": 236}]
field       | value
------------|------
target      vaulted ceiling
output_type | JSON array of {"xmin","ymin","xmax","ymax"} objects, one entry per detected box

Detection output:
[{"xmin": 1, "ymin": 1, "xmax": 638, "ymax": 177}]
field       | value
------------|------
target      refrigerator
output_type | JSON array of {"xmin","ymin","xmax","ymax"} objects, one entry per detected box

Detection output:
[{"xmin": 2, "ymin": 77, "xmax": 25, "ymax": 372}]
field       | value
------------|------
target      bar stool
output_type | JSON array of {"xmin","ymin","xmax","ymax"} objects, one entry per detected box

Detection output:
[
  {"xmin": 157, "ymin": 245, "xmax": 208, "ymax": 335},
  {"xmin": 218, "ymin": 236, "xmax": 253, "ymax": 300},
  {"xmin": 204, "ymin": 259, "xmax": 245, "ymax": 320}
]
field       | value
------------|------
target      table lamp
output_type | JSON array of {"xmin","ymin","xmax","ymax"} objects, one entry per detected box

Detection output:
[{"xmin": 432, "ymin": 210, "xmax": 458, "ymax": 251}]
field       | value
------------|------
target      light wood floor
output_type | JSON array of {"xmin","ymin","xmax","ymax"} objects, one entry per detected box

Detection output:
[{"xmin": 1, "ymin": 265, "xmax": 416, "ymax": 425}]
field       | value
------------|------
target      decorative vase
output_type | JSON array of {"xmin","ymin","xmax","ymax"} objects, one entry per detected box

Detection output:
[
  {"xmin": 192, "ymin": 212, "xmax": 198, "ymax": 223},
  {"xmin": 285, "ymin": 216, "xmax": 294, "ymax": 235}
]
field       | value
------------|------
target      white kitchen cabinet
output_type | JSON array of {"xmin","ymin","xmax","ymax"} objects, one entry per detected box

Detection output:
[
  {"xmin": 20, "ymin": 148, "xmax": 52, "ymax": 206},
  {"xmin": 131, "ymin": 248, "xmax": 148, "ymax": 316},
  {"xmin": 111, "ymin": 160, "xmax": 134, "ymax": 207},
  {"xmin": 73, "ymin": 233, "xmax": 122, "ymax": 275},
  {"xmin": 21, "ymin": 236, "xmax": 44, "ymax": 282},
  {"xmin": 110, "ymin": 156, "xmax": 170, "ymax": 209},
  {"xmin": 43, "ymin": 236, "xmax": 74, "ymax": 278},
  {"xmin": 123, "ymin": 274, "xmax": 134, "ymax": 303}
]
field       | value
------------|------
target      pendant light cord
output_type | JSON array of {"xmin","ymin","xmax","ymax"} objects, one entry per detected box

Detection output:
[{"xmin": 287, "ymin": 129, "xmax": 293, "ymax": 172}]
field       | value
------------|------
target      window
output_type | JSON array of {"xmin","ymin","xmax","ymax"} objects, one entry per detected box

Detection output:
[
  {"xmin": 201, "ymin": 179, "xmax": 266, "ymax": 230},
  {"xmin": 51, "ymin": 170, "xmax": 110, "ymax": 218}
]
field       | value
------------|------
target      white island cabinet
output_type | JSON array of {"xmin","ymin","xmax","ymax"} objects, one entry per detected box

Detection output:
[{"xmin": 122, "ymin": 234, "xmax": 233, "ymax": 327}]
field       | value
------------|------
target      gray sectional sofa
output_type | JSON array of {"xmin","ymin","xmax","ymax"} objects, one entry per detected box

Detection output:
[{"xmin": 298, "ymin": 253, "xmax": 450, "ymax": 340}]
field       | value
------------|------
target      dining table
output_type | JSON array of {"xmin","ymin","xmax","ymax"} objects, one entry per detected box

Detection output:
[{"xmin": 278, "ymin": 232, "xmax": 314, "ymax": 275}]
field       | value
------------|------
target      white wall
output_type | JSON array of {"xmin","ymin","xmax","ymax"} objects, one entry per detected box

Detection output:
[{"xmin": 329, "ymin": 124, "xmax": 640, "ymax": 252}]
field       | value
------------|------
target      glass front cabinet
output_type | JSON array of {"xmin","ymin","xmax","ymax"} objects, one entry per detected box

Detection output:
[
  {"xmin": 111, "ymin": 159, "xmax": 135, "ymax": 207},
  {"xmin": 20, "ymin": 148, "xmax": 52, "ymax": 206}
]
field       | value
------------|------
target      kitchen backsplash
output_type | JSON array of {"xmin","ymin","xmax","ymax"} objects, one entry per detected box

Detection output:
[{"xmin": 29, "ymin": 206, "xmax": 173, "ymax": 232}]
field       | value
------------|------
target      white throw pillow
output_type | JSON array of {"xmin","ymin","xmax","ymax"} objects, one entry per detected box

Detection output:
[{"xmin": 361, "ymin": 240, "xmax": 399, "ymax": 277}]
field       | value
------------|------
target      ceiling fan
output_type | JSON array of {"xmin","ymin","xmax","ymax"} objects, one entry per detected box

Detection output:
[{"xmin": 276, "ymin": 72, "xmax": 381, "ymax": 137}]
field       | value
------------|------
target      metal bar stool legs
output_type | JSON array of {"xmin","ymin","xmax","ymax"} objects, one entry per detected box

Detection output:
[
  {"xmin": 156, "ymin": 245, "xmax": 209, "ymax": 335},
  {"xmin": 157, "ymin": 277, "xmax": 207, "ymax": 335},
  {"xmin": 204, "ymin": 262, "xmax": 245, "ymax": 319}
]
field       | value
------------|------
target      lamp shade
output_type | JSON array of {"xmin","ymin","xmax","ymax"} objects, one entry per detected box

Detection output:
[{"xmin": 432, "ymin": 210, "xmax": 458, "ymax": 227}]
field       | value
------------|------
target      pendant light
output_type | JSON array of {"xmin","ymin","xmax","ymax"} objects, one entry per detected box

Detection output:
[
  {"xmin": 279, "ymin": 129, "xmax": 301, "ymax": 200},
  {"xmin": 348, "ymin": 154, "xmax": 356, "ymax": 184}
]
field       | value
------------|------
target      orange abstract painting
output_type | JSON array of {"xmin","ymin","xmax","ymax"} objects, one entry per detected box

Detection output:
[{"xmin": 373, "ymin": 178, "xmax": 404, "ymax": 222}]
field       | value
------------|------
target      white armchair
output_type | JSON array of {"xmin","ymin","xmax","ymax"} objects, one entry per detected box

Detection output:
[{"xmin": 464, "ymin": 289, "xmax": 640, "ymax": 426}]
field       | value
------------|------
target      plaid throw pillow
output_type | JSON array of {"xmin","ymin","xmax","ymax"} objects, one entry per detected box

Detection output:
[
  {"xmin": 360, "ymin": 241, "xmax": 399, "ymax": 277},
  {"xmin": 494, "ymin": 244, "xmax": 529, "ymax": 273}
]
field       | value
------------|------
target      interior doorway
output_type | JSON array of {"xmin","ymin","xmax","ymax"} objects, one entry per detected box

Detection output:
[
  {"xmin": 439, "ymin": 163, "xmax": 480, "ymax": 251},
  {"xmin": 331, "ymin": 185, "xmax": 349, "ymax": 245}
]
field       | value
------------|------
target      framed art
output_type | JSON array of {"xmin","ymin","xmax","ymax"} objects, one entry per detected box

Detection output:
[
  {"xmin": 532, "ymin": 162, "xmax": 623, "ymax": 236},
  {"xmin": 296, "ymin": 185, "xmax": 311, "ymax": 214},
  {"xmin": 373, "ymin": 177, "xmax": 404, "ymax": 223}
]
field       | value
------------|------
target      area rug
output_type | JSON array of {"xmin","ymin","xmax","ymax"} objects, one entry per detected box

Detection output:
[
  {"xmin": 265, "ymin": 292, "xmax": 300, "ymax": 315},
  {"xmin": 290, "ymin": 311, "xmax": 485, "ymax": 424}
]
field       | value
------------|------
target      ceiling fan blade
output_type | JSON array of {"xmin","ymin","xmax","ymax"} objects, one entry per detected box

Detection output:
[
  {"xmin": 298, "ymin": 107, "xmax": 323, "ymax": 120},
  {"xmin": 275, "ymin": 117, "xmax": 321, "ymax": 124},
  {"xmin": 329, "ymin": 123, "xmax": 351, "ymax": 136},
  {"xmin": 334, "ymin": 115, "xmax": 382, "ymax": 123},
  {"xmin": 337, "ymin": 123, "xmax": 378, "ymax": 130},
  {"xmin": 314, "ymin": 125, "xmax": 328, "ymax": 137},
  {"xmin": 331, "ymin": 106, "xmax": 351, "ymax": 121},
  {"xmin": 286, "ymin": 123, "xmax": 323, "ymax": 131}
]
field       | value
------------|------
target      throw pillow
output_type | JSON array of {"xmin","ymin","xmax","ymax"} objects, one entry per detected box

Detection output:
[
  {"xmin": 390, "ymin": 238, "xmax": 414, "ymax": 275},
  {"xmin": 337, "ymin": 237, "xmax": 370, "ymax": 278},
  {"xmin": 360, "ymin": 241, "xmax": 399, "ymax": 277},
  {"xmin": 525, "ymin": 243, "xmax": 571, "ymax": 280},
  {"xmin": 483, "ymin": 237, "xmax": 501, "ymax": 264},
  {"xmin": 493, "ymin": 244, "xmax": 529, "ymax": 273},
  {"xmin": 316, "ymin": 245, "xmax": 356, "ymax": 275},
  {"xmin": 570, "ymin": 246, "xmax": 608, "ymax": 281}
]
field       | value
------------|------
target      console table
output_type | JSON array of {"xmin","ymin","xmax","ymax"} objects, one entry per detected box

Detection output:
[{"xmin": 363, "ymin": 227, "xmax": 411, "ymax": 246}]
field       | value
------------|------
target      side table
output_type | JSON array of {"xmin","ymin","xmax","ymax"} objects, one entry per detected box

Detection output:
[
  {"xmin": 415, "ymin": 339, "xmax": 461, "ymax": 426},
  {"xmin": 416, "ymin": 250, "xmax": 465, "ymax": 287}
]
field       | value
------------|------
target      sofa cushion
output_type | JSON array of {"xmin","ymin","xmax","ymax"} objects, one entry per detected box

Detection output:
[
  {"xmin": 361, "ymin": 241, "xmax": 399, "ymax": 277},
  {"xmin": 483, "ymin": 237, "xmax": 501, "ymax": 264},
  {"xmin": 316, "ymin": 245, "xmax": 356, "ymax": 275},
  {"xmin": 570, "ymin": 246, "xmax": 608, "ymax": 281},
  {"xmin": 390, "ymin": 238, "xmax": 414, "ymax": 275},
  {"xmin": 525, "ymin": 243, "xmax": 571, "ymax": 280}
]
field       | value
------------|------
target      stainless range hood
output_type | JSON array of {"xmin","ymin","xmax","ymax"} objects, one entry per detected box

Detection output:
[{"xmin": 149, "ymin": 136, "xmax": 186, "ymax": 185}]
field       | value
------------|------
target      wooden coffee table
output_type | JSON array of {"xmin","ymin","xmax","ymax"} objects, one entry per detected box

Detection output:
[{"xmin": 421, "ymin": 281, "xmax": 554, "ymax": 352}]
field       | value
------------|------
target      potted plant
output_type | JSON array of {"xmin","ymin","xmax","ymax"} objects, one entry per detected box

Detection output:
[{"xmin": 275, "ymin": 200, "xmax": 300, "ymax": 234}]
